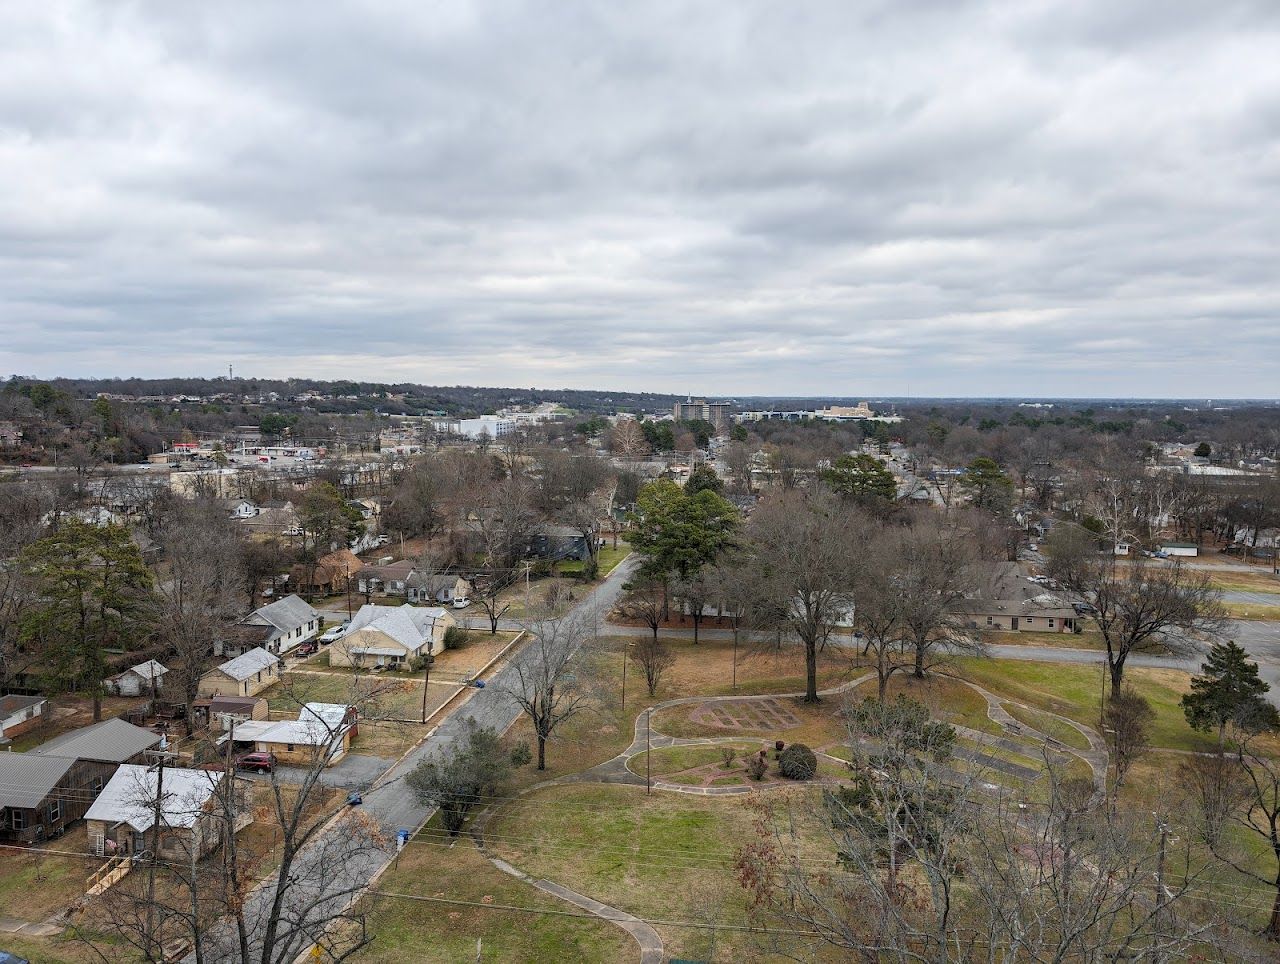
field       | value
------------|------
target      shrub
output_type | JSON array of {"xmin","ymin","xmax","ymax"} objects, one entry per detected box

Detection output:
[
  {"xmin": 578, "ymin": 559, "xmax": 599, "ymax": 582},
  {"xmin": 746, "ymin": 752, "xmax": 768, "ymax": 781},
  {"xmin": 509, "ymin": 740, "xmax": 532, "ymax": 767},
  {"xmin": 719, "ymin": 747, "xmax": 736, "ymax": 769},
  {"xmin": 443, "ymin": 625, "xmax": 469, "ymax": 649},
  {"xmin": 778, "ymin": 743, "xmax": 818, "ymax": 780}
]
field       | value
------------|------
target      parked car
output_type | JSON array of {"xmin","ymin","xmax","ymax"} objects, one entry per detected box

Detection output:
[
  {"xmin": 452, "ymin": 597, "xmax": 470, "ymax": 609},
  {"xmin": 294, "ymin": 641, "xmax": 319, "ymax": 657},
  {"xmin": 236, "ymin": 752, "xmax": 277, "ymax": 774},
  {"xmin": 319, "ymin": 623, "xmax": 349, "ymax": 644},
  {"xmin": 375, "ymin": 535, "xmax": 392, "ymax": 546}
]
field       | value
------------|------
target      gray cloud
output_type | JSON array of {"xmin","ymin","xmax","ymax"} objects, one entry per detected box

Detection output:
[{"xmin": 0, "ymin": 0, "xmax": 1277, "ymax": 397}]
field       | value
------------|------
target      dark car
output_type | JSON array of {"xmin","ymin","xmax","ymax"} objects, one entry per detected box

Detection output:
[
  {"xmin": 236, "ymin": 751, "xmax": 277, "ymax": 774},
  {"xmin": 294, "ymin": 641, "xmax": 319, "ymax": 657}
]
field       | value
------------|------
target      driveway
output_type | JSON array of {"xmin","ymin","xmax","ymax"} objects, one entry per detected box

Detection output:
[{"xmin": 250, "ymin": 753, "xmax": 394, "ymax": 791}]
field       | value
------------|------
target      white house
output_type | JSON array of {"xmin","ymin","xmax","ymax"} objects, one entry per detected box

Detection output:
[
  {"xmin": 225, "ymin": 499, "xmax": 260, "ymax": 519},
  {"xmin": 0, "ymin": 694, "xmax": 46, "ymax": 741},
  {"xmin": 228, "ymin": 595, "xmax": 320, "ymax": 657},
  {"xmin": 106, "ymin": 660, "xmax": 169, "ymax": 697}
]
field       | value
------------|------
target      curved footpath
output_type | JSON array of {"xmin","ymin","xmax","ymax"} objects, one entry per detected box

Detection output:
[{"xmin": 469, "ymin": 668, "xmax": 1106, "ymax": 963}]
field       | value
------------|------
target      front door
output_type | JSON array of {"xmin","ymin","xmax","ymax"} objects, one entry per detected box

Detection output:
[{"xmin": 1011, "ymin": 617, "xmax": 1020, "ymax": 631}]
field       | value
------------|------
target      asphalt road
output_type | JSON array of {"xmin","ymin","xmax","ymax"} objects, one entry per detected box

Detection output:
[{"xmin": 192, "ymin": 554, "xmax": 638, "ymax": 963}]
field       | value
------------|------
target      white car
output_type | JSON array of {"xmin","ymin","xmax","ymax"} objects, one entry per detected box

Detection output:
[
  {"xmin": 452, "ymin": 597, "xmax": 470, "ymax": 609},
  {"xmin": 319, "ymin": 623, "xmax": 349, "ymax": 644}
]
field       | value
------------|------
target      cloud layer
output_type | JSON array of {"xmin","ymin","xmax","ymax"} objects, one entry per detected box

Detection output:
[{"xmin": 2, "ymin": 1, "xmax": 1278, "ymax": 396}]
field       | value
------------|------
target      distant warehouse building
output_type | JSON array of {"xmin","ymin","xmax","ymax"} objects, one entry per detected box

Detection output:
[{"xmin": 1159, "ymin": 542, "xmax": 1200, "ymax": 557}]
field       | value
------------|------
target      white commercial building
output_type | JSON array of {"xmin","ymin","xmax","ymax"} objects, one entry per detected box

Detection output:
[{"xmin": 457, "ymin": 416, "xmax": 517, "ymax": 439}]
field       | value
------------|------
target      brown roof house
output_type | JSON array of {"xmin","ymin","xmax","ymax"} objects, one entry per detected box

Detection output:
[{"xmin": 291, "ymin": 549, "xmax": 364, "ymax": 596}]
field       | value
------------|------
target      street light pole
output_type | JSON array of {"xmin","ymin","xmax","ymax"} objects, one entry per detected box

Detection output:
[
  {"xmin": 646, "ymin": 707, "xmax": 652, "ymax": 796},
  {"xmin": 621, "ymin": 640, "xmax": 628, "ymax": 711}
]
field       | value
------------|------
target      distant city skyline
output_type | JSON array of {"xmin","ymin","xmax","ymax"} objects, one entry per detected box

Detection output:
[{"xmin": 2, "ymin": 2, "xmax": 1278, "ymax": 396}]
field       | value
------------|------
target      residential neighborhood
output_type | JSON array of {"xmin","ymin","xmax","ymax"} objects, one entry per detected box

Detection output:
[{"xmin": 3, "ymin": 3, "xmax": 1280, "ymax": 961}]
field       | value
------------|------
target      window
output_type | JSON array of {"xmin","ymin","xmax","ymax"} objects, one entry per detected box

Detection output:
[
  {"xmin": 11, "ymin": 810, "xmax": 26, "ymax": 831},
  {"xmin": 1025, "ymin": 617, "xmax": 1034, "ymax": 624},
  {"xmin": 986, "ymin": 616, "xmax": 993, "ymax": 626},
  {"xmin": 286, "ymin": 744, "xmax": 296, "ymax": 752},
  {"xmin": 49, "ymin": 799, "xmax": 60, "ymax": 823},
  {"xmin": 1048, "ymin": 618, "xmax": 1055, "ymax": 628}
]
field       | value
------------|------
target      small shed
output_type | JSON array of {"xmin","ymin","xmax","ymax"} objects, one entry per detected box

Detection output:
[
  {"xmin": 107, "ymin": 660, "xmax": 169, "ymax": 697},
  {"xmin": 1159, "ymin": 541, "xmax": 1200, "ymax": 557}
]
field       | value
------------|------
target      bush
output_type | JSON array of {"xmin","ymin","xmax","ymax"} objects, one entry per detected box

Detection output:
[
  {"xmin": 578, "ymin": 559, "xmax": 599, "ymax": 582},
  {"xmin": 509, "ymin": 740, "xmax": 532, "ymax": 767},
  {"xmin": 778, "ymin": 743, "xmax": 818, "ymax": 780},
  {"xmin": 719, "ymin": 747, "xmax": 736, "ymax": 769},
  {"xmin": 443, "ymin": 625, "xmax": 468, "ymax": 649},
  {"xmin": 746, "ymin": 752, "xmax": 768, "ymax": 781}
]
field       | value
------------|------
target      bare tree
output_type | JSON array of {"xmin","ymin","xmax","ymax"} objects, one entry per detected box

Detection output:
[
  {"xmin": 895, "ymin": 512, "xmax": 982, "ymax": 679},
  {"xmin": 629, "ymin": 635, "xmax": 675, "ymax": 697},
  {"xmin": 154, "ymin": 499, "xmax": 247, "ymax": 735},
  {"xmin": 615, "ymin": 576, "xmax": 666, "ymax": 642},
  {"xmin": 1046, "ymin": 525, "xmax": 1226, "ymax": 694},
  {"xmin": 472, "ymin": 571, "xmax": 515, "ymax": 635},
  {"xmin": 737, "ymin": 492, "xmax": 864, "ymax": 702},
  {"xmin": 1103, "ymin": 685, "xmax": 1155, "ymax": 791},
  {"xmin": 501, "ymin": 606, "xmax": 596, "ymax": 769}
]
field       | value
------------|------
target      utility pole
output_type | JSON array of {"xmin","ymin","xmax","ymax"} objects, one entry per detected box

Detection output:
[
  {"xmin": 420, "ymin": 652, "xmax": 436, "ymax": 724},
  {"xmin": 1153, "ymin": 813, "xmax": 1170, "ymax": 963},
  {"xmin": 621, "ymin": 640, "xmax": 628, "ymax": 711},
  {"xmin": 144, "ymin": 750, "xmax": 166, "ymax": 960}
]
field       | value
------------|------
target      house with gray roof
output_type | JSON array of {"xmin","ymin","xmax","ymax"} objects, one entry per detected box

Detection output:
[
  {"xmin": 0, "ymin": 753, "xmax": 117, "ymax": 844},
  {"xmin": 30, "ymin": 717, "xmax": 163, "ymax": 765},
  {"xmin": 198, "ymin": 647, "xmax": 282, "ymax": 698},
  {"xmin": 228, "ymin": 594, "xmax": 320, "ymax": 657},
  {"xmin": 329, "ymin": 603, "xmax": 456, "ymax": 669},
  {"xmin": 0, "ymin": 693, "xmax": 47, "ymax": 742}
]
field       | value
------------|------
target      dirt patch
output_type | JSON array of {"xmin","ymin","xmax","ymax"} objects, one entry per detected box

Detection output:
[{"xmin": 689, "ymin": 697, "xmax": 803, "ymax": 731}]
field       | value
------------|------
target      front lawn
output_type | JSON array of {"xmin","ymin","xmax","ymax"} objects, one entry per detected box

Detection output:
[{"xmin": 358, "ymin": 831, "xmax": 634, "ymax": 963}]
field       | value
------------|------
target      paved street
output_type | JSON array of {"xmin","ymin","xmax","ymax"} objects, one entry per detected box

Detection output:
[{"xmin": 191, "ymin": 554, "xmax": 638, "ymax": 963}]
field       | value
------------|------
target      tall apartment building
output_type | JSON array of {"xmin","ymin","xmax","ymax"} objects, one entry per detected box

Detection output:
[{"xmin": 672, "ymin": 398, "xmax": 734, "ymax": 429}]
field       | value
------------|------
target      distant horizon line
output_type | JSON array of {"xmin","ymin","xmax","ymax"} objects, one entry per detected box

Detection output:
[{"xmin": 4, "ymin": 375, "xmax": 1278, "ymax": 405}]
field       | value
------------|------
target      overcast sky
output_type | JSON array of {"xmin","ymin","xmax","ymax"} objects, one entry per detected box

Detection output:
[{"xmin": 1, "ymin": 2, "xmax": 1277, "ymax": 398}]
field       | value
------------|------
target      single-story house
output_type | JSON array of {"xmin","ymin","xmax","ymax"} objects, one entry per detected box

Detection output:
[
  {"xmin": 231, "ymin": 595, "xmax": 320, "ymax": 657},
  {"xmin": 84, "ymin": 764, "xmax": 250, "ymax": 859},
  {"xmin": 224, "ymin": 499, "xmax": 260, "ymax": 519},
  {"xmin": 241, "ymin": 503, "xmax": 302, "ymax": 537},
  {"xmin": 31, "ymin": 717, "xmax": 163, "ymax": 766},
  {"xmin": 346, "ymin": 498, "xmax": 381, "ymax": 520},
  {"xmin": 250, "ymin": 703, "xmax": 356, "ymax": 766},
  {"xmin": 358, "ymin": 564, "xmax": 471, "ymax": 605},
  {"xmin": 290, "ymin": 549, "xmax": 364, "ymax": 596},
  {"xmin": 329, "ymin": 604, "xmax": 456, "ymax": 669},
  {"xmin": 952, "ymin": 599, "xmax": 1078, "ymax": 633},
  {"xmin": 106, "ymin": 659, "xmax": 169, "ymax": 697},
  {"xmin": 1159, "ymin": 541, "xmax": 1200, "ymax": 557},
  {"xmin": 197, "ymin": 648, "xmax": 282, "ymax": 699},
  {"xmin": 0, "ymin": 694, "xmax": 47, "ymax": 741},
  {"xmin": 0, "ymin": 754, "xmax": 116, "ymax": 844},
  {"xmin": 191, "ymin": 695, "xmax": 270, "ymax": 732},
  {"xmin": 406, "ymin": 572, "xmax": 471, "ymax": 605},
  {"xmin": 357, "ymin": 560, "xmax": 416, "ymax": 596}
]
